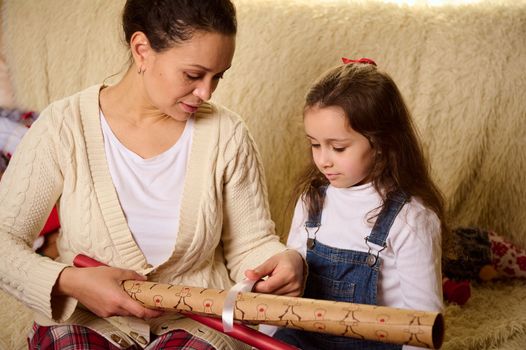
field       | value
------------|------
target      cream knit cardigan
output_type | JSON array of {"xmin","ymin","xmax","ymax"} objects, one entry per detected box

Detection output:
[{"xmin": 0, "ymin": 85, "xmax": 287, "ymax": 349}]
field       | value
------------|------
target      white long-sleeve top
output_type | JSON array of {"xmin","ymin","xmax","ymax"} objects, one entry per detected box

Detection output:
[
  {"xmin": 284, "ymin": 183, "xmax": 443, "ymax": 349},
  {"xmin": 288, "ymin": 183, "xmax": 443, "ymax": 311}
]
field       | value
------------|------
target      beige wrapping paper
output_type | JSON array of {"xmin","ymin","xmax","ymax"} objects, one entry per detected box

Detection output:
[{"xmin": 122, "ymin": 280, "xmax": 444, "ymax": 349}]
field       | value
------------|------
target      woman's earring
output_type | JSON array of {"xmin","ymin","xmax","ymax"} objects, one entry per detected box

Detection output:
[{"xmin": 137, "ymin": 66, "xmax": 144, "ymax": 74}]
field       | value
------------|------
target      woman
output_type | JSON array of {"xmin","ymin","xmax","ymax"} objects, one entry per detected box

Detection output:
[{"xmin": 0, "ymin": 1, "xmax": 304, "ymax": 349}]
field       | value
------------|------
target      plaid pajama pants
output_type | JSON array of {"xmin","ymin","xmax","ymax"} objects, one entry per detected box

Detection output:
[{"xmin": 28, "ymin": 323, "xmax": 216, "ymax": 350}]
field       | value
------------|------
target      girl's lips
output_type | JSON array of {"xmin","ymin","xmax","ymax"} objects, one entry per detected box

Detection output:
[
  {"xmin": 325, "ymin": 173, "xmax": 339, "ymax": 180},
  {"xmin": 180, "ymin": 102, "xmax": 199, "ymax": 114}
]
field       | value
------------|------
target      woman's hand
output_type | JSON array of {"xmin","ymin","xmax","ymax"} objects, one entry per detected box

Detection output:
[
  {"xmin": 244, "ymin": 250, "xmax": 305, "ymax": 297},
  {"xmin": 54, "ymin": 266, "xmax": 164, "ymax": 319}
]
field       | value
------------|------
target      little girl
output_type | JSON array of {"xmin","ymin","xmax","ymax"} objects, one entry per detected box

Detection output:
[{"xmin": 272, "ymin": 58, "xmax": 446, "ymax": 349}]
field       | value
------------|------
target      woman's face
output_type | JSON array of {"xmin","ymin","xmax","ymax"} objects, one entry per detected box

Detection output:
[{"xmin": 141, "ymin": 31, "xmax": 235, "ymax": 121}]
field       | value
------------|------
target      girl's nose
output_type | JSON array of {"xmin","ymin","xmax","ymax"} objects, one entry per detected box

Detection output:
[{"xmin": 318, "ymin": 149, "xmax": 333, "ymax": 168}]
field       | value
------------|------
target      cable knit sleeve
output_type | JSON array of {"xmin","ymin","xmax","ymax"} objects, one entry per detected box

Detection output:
[
  {"xmin": 0, "ymin": 103, "xmax": 74, "ymax": 321},
  {"xmin": 219, "ymin": 120, "xmax": 287, "ymax": 282}
]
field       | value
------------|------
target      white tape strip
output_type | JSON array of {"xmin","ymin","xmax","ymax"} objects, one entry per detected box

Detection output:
[{"xmin": 222, "ymin": 279, "xmax": 257, "ymax": 332}]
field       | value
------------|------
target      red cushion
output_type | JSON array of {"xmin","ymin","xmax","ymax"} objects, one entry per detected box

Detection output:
[{"xmin": 40, "ymin": 206, "xmax": 60, "ymax": 236}]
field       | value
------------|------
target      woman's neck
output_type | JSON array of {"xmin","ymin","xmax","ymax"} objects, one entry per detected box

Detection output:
[{"xmin": 100, "ymin": 67, "xmax": 167, "ymax": 127}]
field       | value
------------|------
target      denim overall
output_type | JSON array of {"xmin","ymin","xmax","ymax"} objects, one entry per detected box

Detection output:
[{"xmin": 274, "ymin": 187, "xmax": 407, "ymax": 350}]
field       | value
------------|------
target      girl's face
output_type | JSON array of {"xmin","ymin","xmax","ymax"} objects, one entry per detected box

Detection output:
[
  {"xmin": 141, "ymin": 31, "xmax": 235, "ymax": 121},
  {"xmin": 304, "ymin": 105, "xmax": 375, "ymax": 188}
]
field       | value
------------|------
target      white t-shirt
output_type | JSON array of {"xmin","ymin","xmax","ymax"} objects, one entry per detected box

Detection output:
[
  {"xmin": 261, "ymin": 183, "xmax": 443, "ymax": 349},
  {"xmin": 100, "ymin": 112, "xmax": 193, "ymax": 266}
]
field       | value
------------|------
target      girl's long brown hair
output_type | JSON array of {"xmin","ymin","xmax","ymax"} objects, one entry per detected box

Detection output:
[{"xmin": 293, "ymin": 63, "xmax": 448, "ymax": 238}]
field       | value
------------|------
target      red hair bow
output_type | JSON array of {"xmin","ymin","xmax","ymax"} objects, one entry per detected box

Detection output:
[{"xmin": 341, "ymin": 57, "xmax": 377, "ymax": 66}]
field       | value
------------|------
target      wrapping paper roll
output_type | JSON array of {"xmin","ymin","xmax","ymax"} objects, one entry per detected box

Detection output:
[
  {"xmin": 122, "ymin": 280, "xmax": 444, "ymax": 349},
  {"xmin": 73, "ymin": 254, "xmax": 298, "ymax": 350}
]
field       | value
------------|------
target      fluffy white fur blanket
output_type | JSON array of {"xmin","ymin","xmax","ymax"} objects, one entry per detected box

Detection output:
[{"xmin": 1, "ymin": 0, "xmax": 526, "ymax": 349}]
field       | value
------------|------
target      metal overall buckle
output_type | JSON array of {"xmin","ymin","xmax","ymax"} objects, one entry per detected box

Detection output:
[
  {"xmin": 305, "ymin": 225, "xmax": 320, "ymax": 249},
  {"xmin": 364, "ymin": 237, "xmax": 386, "ymax": 267}
]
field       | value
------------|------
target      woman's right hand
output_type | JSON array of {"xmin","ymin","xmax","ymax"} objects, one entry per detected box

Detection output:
[{"xmin": 53, "ymin": 266, "xmax": 163, "ymax": 319}]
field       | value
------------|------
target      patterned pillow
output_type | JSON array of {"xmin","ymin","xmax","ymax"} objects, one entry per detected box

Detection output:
[{"xmin": 0, "ymin": 108, "xmax": 38, "ymax": 174}]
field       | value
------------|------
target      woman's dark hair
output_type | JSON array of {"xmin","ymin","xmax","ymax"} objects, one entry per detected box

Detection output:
[
  {"xmin": 122, "ymin": 0, "xmax": 237, "ymax": 51},
  {"xmin": 294, "ymin": 62, "xmax": 449, "ymax": 240}
]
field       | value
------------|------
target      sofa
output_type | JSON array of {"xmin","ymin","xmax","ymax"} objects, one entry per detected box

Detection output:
[{"xmin": 1, "ymin": 0, "xmax": 526, "ymax": 349}]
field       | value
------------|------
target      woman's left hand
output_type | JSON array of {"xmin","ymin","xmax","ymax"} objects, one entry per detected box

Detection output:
[{"xmin": 244, "ymin": 250, "xmax": 305, "ymax": 297}]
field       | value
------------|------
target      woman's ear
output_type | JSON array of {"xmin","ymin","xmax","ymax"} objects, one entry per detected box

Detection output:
[{"xmin": 130, "ymin": 31, "xmax": 152, "ymax": 74}]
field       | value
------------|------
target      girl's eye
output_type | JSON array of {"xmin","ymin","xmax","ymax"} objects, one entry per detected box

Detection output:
[
  {"xmin": 333, "ymin": 147, "xmax": 346, "ymax": 152},
  {"xmin": 310, "ymin": 144, "xmax": 320, "ymax": 149}
]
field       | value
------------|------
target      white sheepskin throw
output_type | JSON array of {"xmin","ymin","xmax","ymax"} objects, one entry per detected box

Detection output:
[
  {"xmin": 2, "ymin": 0, "xmax": 526, "ymax": 245},
  {"xmin": 0, "ymin": 0, "xmax": 14, "ymax": 108},
  {"xmin": 0, "ymin": 56, "xmax": 14, "ymax": 108},
  {"xmin": 1, "ymin": 1, "xmax": 526, "ymax": 349}
]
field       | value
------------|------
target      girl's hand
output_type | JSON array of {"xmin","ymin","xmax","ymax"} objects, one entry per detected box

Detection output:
[
  {"xmin": 54, "ymin": 266, "xmax": 164, "ymax": 319},
  {"xmin": 244, "ymin": 250, "xmax": 305, "ymax": 297}
]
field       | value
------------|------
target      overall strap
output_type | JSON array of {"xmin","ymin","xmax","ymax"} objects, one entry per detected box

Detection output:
[
  {"xmin": 305, "ymin": 185, "xmax": 328, "ymax": 228},
  {"xmin": 367, "ymin": 190, "xmax": 409, "ymax": 247}
]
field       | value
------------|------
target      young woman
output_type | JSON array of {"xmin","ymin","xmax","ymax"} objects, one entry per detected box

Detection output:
[{"xmin": 0, "ymin": 1, "xmax": 304, "ymax": 349}]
